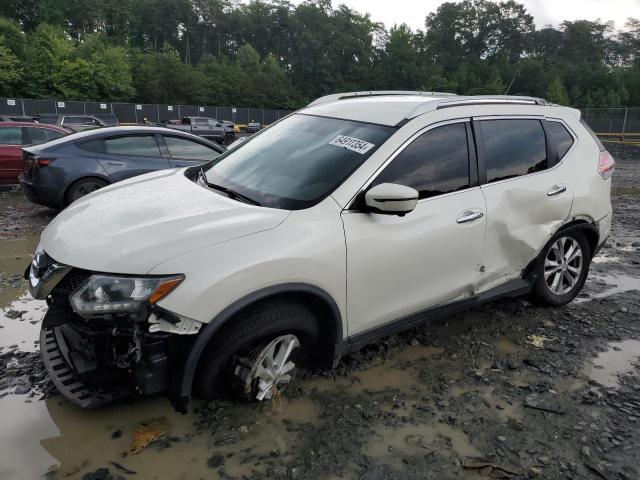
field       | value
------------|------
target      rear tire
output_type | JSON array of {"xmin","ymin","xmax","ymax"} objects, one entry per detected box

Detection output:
[
  {"xmin": 66, "ymin": 177, "xmax": 108, "ymax": 205},
  {"xmin": 530, "ymin": 230, "xmax": 591, "ymax": 307},
  {"xmin": 194, "ymin": 301, "xmax": 319, "ymax": 400}
]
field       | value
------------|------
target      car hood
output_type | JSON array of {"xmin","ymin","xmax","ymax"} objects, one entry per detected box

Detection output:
[{"xmin": 40, "ymin": 169, "xmax": 290, "ymax": 274}]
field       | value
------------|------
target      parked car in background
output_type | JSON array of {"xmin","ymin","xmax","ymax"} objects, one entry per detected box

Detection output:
[
  {"xmin": 37, "ymin": 114, "xmax": 107, "ymax": 132},
  {"xmin": 0, "ymin": 122, "xmax": 69, "ymax": 185},
  {"xmin": 20, "ymin": 126, "xmax": 225, "ymax": 208},
  {"xmin": 164, "ymin": 116, "xmax": 236, "ymax": 144},
  {"xmin": 246, "ymin": 122, "xmax": 262, "ymax": 133},
  {"xmin": 221, "ymin": 120, "xmax": 240, "ymax": 134},
  {"xmin": 95, "ymin": 113, "xmax": 120, "ymax": 126},
  {"xmin": 0, "ymin": 115, "xmax": 37, "ymax": 123}
]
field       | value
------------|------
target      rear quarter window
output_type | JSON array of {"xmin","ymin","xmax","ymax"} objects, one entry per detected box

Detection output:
[{"xmin": 545, "ymin": 121, "xmax": 574, "ymax": 161}]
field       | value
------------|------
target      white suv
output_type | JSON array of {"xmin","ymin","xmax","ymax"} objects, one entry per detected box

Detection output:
[{"xmin": 27, "ymin": 92, "xmax": 614, "ymax": 410}]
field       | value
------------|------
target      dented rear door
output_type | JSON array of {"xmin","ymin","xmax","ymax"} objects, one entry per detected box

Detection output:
[{"xmin": 474, "ymin": 117, "xmax": 573, "ymax": 292}]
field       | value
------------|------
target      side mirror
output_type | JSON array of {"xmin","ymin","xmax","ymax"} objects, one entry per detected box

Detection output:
[
  {"xmin": 364, "ymin": 183, "xmax": 419, "ymax": 216},
  {"xmin": 216, "ymin": 122, "xmax": 222, "ymax": 127}
]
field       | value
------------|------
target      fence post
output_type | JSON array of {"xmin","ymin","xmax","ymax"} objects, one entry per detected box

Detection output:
[
  {"xmin": 621, "ymin": 107, "xmax": 628, "ymax": 142},
  {"xmin": 21, "ymin": 99, "xmax": 25, "ymax": 116}
]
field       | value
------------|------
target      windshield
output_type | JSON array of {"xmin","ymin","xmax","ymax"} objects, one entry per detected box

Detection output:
[{"xmin": 204, "ymin": 114, "xmax": 394, "ymax": 209}]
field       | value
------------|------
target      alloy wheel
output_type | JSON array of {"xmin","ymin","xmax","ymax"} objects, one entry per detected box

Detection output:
[
  {"xmin": 544, "ymin": 236, "xmax": 583, "ymax": 295},
  {"xmin": 234, "ymin": 334, "xmax": 300, "ymax": 401}
]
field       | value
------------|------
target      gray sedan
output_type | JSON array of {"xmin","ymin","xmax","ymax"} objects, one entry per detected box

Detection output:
[{"xmin": 20, "ymin": 126, "xmax": 225, "ymax": 209}]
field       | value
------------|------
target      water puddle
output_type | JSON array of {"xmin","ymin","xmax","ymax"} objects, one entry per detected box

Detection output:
[
  {"xmin": 309, "ymin": 364, "xmax": 419, "ymax": 394},
  {"xmin": 1, "ymin": 235, "xmax": 45, "ymax": 353},
  {"xmin": 365, "ymin": 422, "xmax": 481, "ymax": 468},
  {"xmin": 1, "ymin": 293, "xmax": 47, "ymax": 352},
  {"xmin": 591, "ymin": 252, "xmax": 621, "ymax": 264},
  {"xmin": 0, "ymin": 391, "xmax": 323, "ymax": 480},
  {"xmin": 584, "ymin": 339, "xmax": 640, "ymax": 388},
  {"xmin": 576, "ymin": 273, "xmax": 640, "ymax": 303}
]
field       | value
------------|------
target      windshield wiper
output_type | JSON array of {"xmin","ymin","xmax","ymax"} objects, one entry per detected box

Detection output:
[{"xmin": 198, "ymin": 168, "xmax": 261, "ymax": 206}]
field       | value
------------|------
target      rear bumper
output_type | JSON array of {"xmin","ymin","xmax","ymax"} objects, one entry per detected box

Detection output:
[
  {"xmin": 20, "ymin": 176, "xmax": 62, "ymax": 209},
  {"xmin": 595, "ymin": 209, "xmax": 612, "ymax": 254}
]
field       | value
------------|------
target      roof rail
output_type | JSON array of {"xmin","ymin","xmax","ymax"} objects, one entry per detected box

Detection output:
[
  {"xmin": 307, "ymin": 90, "xmax": 457, "ymax": 107},
  {"xmin": 435, "ymin": 95, "xmax": 550, "ymax": 110}
]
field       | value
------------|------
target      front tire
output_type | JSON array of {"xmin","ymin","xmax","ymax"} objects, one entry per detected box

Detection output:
[
  {"xmin": 194, "ymin": 301, "xmax": 319, "ymax": 400},
  {"xmin": 530, "ymin": 230, "xmax": 591, "ymax": 306}
]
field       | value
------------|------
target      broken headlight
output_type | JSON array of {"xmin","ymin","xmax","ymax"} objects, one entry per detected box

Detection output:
[{"xmin": 70, "ymin": 275, "xmax": 184, "ymax": 318}]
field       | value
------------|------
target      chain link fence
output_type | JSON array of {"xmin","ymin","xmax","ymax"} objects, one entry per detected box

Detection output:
[
  {"xmin": 0, "ymin": 98, "xmax": 293, "ymax": 126},
  {"xmin": 580, "ymin": 107, "xmax": 640, "ymax": 144},
  {"xmin": 2, "ymin": 97, "xmax": 639, "ymax": 143}
]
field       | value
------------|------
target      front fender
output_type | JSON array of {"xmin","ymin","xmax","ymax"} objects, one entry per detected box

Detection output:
[{"xmin": 171, "ymin": 283, "xmax": 343, "ymax": 411}]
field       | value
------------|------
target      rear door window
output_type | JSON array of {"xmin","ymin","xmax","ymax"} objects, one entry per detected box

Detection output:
[
  {"xmin": 25, "ymin": 127, "xmax": 49, "ymax": 145},
  {"xmin": 102, "ymin": 135, "xmax": 161, "ymax": 157},
  {"xmin": 0, "ymin": 127, "xmax": 24, "ymax": 145},
  {"xmin": 479, "ymin": 119, "xmax": 547, "ymax": 183},
  {"xmin": 370, "ymin": 122, "xmax": 471, "ymax": 199},
  {"xmin": 163, "ymin": 136, "xmax": 220, "ymax": 161}
]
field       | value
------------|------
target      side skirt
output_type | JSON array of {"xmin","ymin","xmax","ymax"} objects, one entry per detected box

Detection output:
[{"xmin": 332, "ymin": 276, "xmax": 533, "ymax": 365}]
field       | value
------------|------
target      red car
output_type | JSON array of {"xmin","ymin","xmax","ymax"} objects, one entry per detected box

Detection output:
[{"xmin": 0, "ymin": 122, "xmax": 69, "ymax": 185}]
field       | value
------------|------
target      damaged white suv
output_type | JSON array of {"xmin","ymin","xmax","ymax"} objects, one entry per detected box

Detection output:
[{"xmin": 27, "ymin": 92, "xmax": 614, "ymax": 410}]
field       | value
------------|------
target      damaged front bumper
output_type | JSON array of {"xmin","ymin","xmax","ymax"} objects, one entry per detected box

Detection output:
[{"xmin": 28, "ymin": 254, "xmax": 200, "ymax": 409}]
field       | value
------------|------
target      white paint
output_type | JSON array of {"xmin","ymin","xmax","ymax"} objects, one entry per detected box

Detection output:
[{"xmin": 34, "ymin": 94, "xmax": 611, "ymax": 343}]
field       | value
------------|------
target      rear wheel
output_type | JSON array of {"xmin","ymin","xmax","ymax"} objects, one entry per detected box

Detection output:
[
  {"xmin": 530, "ymin": 230, "xmax": 591, "ymax": 306},
  {"xmin": 66, "ymin": 177, "xmax": 108, "ymax": 205},
  {"xmin": 194, "ymin": 301, "xmax": 319, "ymax": 400}
]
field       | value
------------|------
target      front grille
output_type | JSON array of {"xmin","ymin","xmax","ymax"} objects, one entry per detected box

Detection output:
[{"xmin": 53, "ymin": 268, "xmax": 93, "ymax": 295}]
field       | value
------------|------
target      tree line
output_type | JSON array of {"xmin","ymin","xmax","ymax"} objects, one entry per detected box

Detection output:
[{"xmin": 0, "ymin": 0, "xmax": 639, "ymax": 110}]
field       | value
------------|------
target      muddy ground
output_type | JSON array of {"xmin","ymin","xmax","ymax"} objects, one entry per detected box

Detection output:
[{"xmin": 0, "ymin": 144, "xmax": 639, "ymax": 480}]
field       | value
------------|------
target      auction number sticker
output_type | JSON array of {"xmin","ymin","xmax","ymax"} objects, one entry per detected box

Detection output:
[{"xmin": 329, "ymin": 135, "xmax": 375, "ymax": 155}]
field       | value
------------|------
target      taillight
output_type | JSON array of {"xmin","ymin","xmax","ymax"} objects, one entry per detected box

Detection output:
[
  {"xmin": 37, "ymin": 158, "xmax": 54, "ymax": 167},
  {"xmin": 598, "ymin": 151, "xmax": 615, "ymax": 179}
]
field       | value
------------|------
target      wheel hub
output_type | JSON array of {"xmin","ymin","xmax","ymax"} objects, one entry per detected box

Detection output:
[
  {"xmin": 234, "ymin": 334, "xmax": 300, "ymax": 401},
  {"xmin": 543, "ymin": 236, "xmax": 583, "ymax": 295}
]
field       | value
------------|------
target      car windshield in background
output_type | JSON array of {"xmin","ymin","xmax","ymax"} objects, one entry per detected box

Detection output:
[{"xmin": 204, "ymin": 114, "xmax": 394, "ymax": 209}]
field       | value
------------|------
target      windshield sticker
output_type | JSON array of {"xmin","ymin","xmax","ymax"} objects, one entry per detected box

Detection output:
[{"xmin": 329, "ymin": 135, "xmax": 375, "ymax": 155}]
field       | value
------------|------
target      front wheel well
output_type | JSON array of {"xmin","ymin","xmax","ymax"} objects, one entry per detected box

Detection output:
[{"xmin": 211, "ymin": 291, "xmax": 340, "ymax": 367}]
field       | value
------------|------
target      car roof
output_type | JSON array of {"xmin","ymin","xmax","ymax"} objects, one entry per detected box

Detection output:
[
  {"xmin": 302, "ymin": 91, "xmax": 569, "ymax": 127},
  {"xmin": 25, "ymin": 125, "xmax": 226, "ymax": 151},
  {"xmin": 0, "ymin": 121, "xmax": 68, "ymax": 131}
]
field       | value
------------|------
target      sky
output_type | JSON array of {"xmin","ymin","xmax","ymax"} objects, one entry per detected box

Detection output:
[{"xmin": 288, "ymin": 0, "xmax": 640, "ymax": 31}]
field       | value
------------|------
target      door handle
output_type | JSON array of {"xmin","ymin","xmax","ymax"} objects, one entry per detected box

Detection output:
[
  {"xmin": 456, "ymin": 211, "xmax": 484, "ymax": 224},
  {"xmin": 106, "ymin": 161, "xmax": 125, "ymax": 166},
  {"xmin": 547, "ymin": 184, "xmax": 566, "ymax": 196}
]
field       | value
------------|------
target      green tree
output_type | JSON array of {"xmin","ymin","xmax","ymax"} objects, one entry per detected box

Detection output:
[
  {"xmin": 546, "ymin": 78, "xmax": 570, "ymax": 105},
  {"xmin": 0, "ymin": 44, "xmax": 22, "ymax": 96}
]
